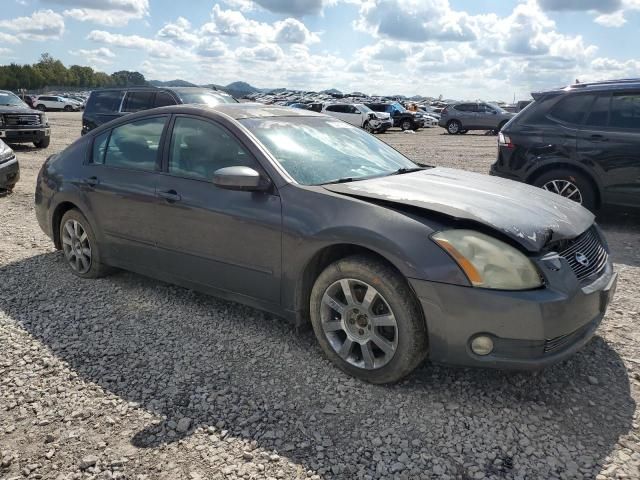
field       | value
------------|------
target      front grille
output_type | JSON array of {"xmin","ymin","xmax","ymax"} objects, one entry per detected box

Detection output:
[
  {"xmin": 557, "ymin": 227, "xmax": 608, "ymax": 282},
  {"xmin": 3, "ymin": 114, "xmax": 42, "ymax": 127}
]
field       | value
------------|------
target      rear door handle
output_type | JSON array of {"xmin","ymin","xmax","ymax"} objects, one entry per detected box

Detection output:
[
  {"xmin": 590, "ymin": 134, "xmax": 608, "ymax": 142},
  {"xmin": 157, "ymin": 189, "xmax": 181, "ymax": 202},
  {"xmin": 82, "ymin": 176, "xmax": 99, "ymax": 187}
]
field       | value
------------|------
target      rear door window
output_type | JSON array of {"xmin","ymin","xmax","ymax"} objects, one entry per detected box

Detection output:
[
  {"xmin": 549, "ymin": 94, "xmax": 595, "ymax": 125},
  {"xmin": 122, "ymin": 91, "xmax": 155, "ymax": 113},
  {"xmin": 610, "ymin": 93, "xmax": 640, "ymax": 129},
  {"xmin": 86, "ymin": 91, "xmax": 124, "ymax": 114},
  {"xmin": 104, "ymin": 116, "xmax": 167, "ymax": 171},
  {"xmin": 584, "ymin": 94, "xmax": 611, "ymax": 127}
]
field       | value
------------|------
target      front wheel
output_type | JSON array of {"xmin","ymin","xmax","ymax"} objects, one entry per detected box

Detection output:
[
  {"xmin": 34, "ymin": 137, "xmax": 50, "ymax": 148},
  {"xmin": 533, "ymin": 169, "xmax": 596, "ymax": 210},
  {"xmin": 310, "ymin": 255, "xmax": 428, "ymax": 384},
  {"xmin": 59, "ymin": 209, "xmax": 111, "ymax": 278},
  {"xmin": 363, "ymin": 121, "xmax": 374, "ymax": 133}
]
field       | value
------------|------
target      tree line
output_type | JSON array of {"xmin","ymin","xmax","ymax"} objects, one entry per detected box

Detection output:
[{"xmin": 0, "ymin": 53, "xmax": 147, "ymax": 91}]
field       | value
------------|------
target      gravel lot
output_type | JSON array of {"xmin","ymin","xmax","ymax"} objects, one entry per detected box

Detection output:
[{"xmin": 1, "ymin": 112, "xmax": 640, "ymax": 480}]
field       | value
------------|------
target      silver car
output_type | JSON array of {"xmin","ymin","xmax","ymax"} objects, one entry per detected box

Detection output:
[{"xmin": 439, "ymin": 102, "xmax": 515, "ymax": 134}]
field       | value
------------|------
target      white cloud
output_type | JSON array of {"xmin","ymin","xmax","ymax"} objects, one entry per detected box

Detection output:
[
  {"xmin": 237, "ymin": 43, "xmax": 284, "ymax": 62},
  {"xmin": 157, "ymin": 17, "xmax": 200, "ymax": 46},
  {"xmin": 274, "ymin": 18, "xmax": 319, "ymax": 43},
  {"xmin": 0, "ymin": 32, "xmax": 21, "ymax": 44},
  {"xmin": 43, "ymin": 0, "xmax": 150, "ymax": 26},
  {"xmin": 87, "ymin": 30, "xmax": 192, "ymax": 59},
  {"xmin": 538, "ymin": 0, "xmax": 640, "ymax": 28},
  {"xmin": 69, "ymin": 47, "xmax": 116, "ymax": 65},
  {"xmin": 0, "ymin": 9, "xmax": 65, "ymax": 41},
  {"xmin": 252, "ymin": 0, "xmax": 326, "ymax": 16},
  {"xmin": 356, "ymin": 0, "xmax": 477, "ymax": 42}
]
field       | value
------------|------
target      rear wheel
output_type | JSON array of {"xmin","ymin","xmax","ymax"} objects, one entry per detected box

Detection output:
[
  {"xmin": 310, "ymin": 255, "xmax": 428, "ymax": 384},
  {"xmin": 36, "ymin": 104, "xmax": 46, "ymax": 112},
  {"xmin": 533, "ymin": 168, "xmax": 596, "ymax": 210},
  {"xmin": 400, "ymin": 119, "xmax": 413, "ymax": 131},
  {"xmin": 63, "ymin": 105, "xmax": 73, "ymax": 112},
  {"xmin": 59, "ymin": 209, "xmax": 111, "ymax": 278},
  {"xmin": 447, "ymin": 120, "xmax": 461, "ymax": 134}
]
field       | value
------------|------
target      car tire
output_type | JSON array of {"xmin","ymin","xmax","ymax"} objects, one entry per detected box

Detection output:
[
  {"xmin": 400, "ymin": 119, "xmax": 413, "ymax": 131},
  {"xmin": 363, "ymin": 121, "xmax": 374, "ymax": 133},
  {"xmin": 59, "ymin": 209, "xmax": 111, "ymax": 278},
  {"xmin": 63, "ymin": 105, "xmax": 73, "ymax": 112},
  {"xmin": 447, "ymin": 120, "xmax": 461, "ymax": 134},
  {"xmin": 309, "ymin": 255, "xmax": 428, "ymax": 384},
  {"xmin": 533, "ymin": 168, "xmax": 597, "ymax": 210},
  {"xmin": 36, "ymin": 104, "xmax": 46, "ymax": 112},
  {"xmin": 34, "ymin": 137, "xmax": 50, "ymax": 149}
]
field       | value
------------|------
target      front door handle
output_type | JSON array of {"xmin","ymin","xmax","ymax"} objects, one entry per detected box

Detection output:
[
  {"xmin": 83, "ymin": 176, "xmax": 99, "ymax": 187},
  {"xmin": 157, "ymin": 189, "xmax": 181, "ymax": 202}
]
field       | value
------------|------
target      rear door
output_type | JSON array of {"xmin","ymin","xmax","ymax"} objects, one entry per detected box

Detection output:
[
  {"xmin": 121, "ymin": 90, "xmax": 155, "ymax": 114},
  {"xmin": 453, "ymin": 103, "xmax": 476, "ymax": 128},
  {"xmin": 85, "ymin": 90, "xmax": 125, "ymax": 129},
  {"xmin": 81, "ymin": 115, "xmax": 168, "ymax": 266},
  {"xmin": 341, "ymin": 105, "xmax": 363, "ymax": 127},
  {"xmin": 153, "ymin": 115, "xmax": 282, "ymax": 303},
  {"xmin": 578, "ymin": 91, "xmax": 640, "ymax": 207}
]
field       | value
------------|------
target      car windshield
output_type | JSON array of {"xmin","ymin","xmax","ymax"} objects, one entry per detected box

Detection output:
[
  {"xmin": 240, "ymin": 116, "xmax": 417, "ymax": 185},
  {"xmin": 392, "ymin": 102, "xmax": 407, "ymax": 113},
  {"xmin": 489, "ymin": 103, "xmax": 507, "ymax": 113},
  {"xmin": 0, "ymin": 91, "xmax": 26, "ymax": 107},
  {"xmin": 178, "ymin": 91, "xmax": 238, "ymax": 106},
  {"xmin": 356, "ymin": 104, "xmax": 374, "ymax": 113}
]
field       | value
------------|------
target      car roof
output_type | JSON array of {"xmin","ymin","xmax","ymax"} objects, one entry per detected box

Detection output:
[
  {"xmin": 209, "ymin": 103, "xmax": 324, "ymax": 119},
  {"xmin": 533, "ymin": 78, "xmax": 640, "ymax": 99}
]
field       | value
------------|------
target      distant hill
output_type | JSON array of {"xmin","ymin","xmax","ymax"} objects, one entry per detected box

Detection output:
[
  {"xmin": 149, "ymin": 79, "xmax": 198, "ymax": 87},
  {"xmin": 322, "ymin": 88, "xmax": 343, "ymax": 95},
  {"xmin": 223, "ymin": 81, "xmax": 262, "ymax": 97}
]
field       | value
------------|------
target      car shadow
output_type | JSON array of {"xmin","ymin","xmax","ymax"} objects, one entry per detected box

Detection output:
[{"xmin": 0, "ymin": 252, "xmax": 635, "ymax": 478}]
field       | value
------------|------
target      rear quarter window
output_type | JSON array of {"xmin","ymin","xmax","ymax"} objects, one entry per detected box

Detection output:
[{"xmin": 86, "ymin": 91, "xmax": 125, "ymax": 114}]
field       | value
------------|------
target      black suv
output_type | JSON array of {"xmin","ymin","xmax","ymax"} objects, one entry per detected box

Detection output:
[
  {"xmin": 82, "ymin": 87, "xmax": 237, "ymax": 134},
  {"xmin": 365, "ymin": 102, "xmax": 425, "ymax": 130},
  {"xmin": 0, "ymin": 90, "xmax": 51, "ymax": 148},
  {"xmin": 491, "ymin": 79, "xmax": 640, "ymax": 210}
]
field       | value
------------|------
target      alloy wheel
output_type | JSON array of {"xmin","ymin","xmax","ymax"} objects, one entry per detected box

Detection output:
[
  {"xmin": 542, "ymin": 179, "xmax": 583, "ymax": 204},
  {"xmin": 320, "ymin": 278, "xmax": 398, "ymax": 370},
  {"xmin": 448, "ymin": 121, "xmax": 460, "ymax": 134},
  {"xmin": 61, "ymin": 219, "xmax": 92, "ymax": 274}
]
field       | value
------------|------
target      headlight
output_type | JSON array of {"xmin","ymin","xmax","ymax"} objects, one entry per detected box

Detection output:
[
  {"xmin": 41, "ymin": 113, "xmax": 48, "ymax": 125},
  {"xmin": 0, "ymin": 141, "xmax": 14, "ymax": 163},
  {"xmin": 432, "ymin": 230, "xmax": 542, "ymax": 290}
]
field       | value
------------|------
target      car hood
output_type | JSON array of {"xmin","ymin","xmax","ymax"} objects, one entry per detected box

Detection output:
[
  {"xmin": 323, "ymin": 167, "xmax": 594, "ymax": 252},
  {"xmin": 374, "ymin": 112, "xmax": 391, "ymax": 120},
  {"xmin": 0, "ymin": 104, "xmax": 35, "ymax": 113}
]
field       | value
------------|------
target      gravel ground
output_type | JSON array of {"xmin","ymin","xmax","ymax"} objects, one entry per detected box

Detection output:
[{"xmin": 1, "ymin": 112, "xmax": 640, "ymax": 480}]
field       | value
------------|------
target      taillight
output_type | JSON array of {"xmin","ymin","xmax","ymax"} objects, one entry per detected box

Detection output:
[{"xmin": 498, "ymin": 132, "xmax": 514, "ymax": 148}]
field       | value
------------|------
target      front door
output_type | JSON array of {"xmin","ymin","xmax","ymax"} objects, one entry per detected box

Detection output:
[
  {"xmin": 578, "ymin": 91, "xmax": 640, "ymax": 207},
  {"xmin": 81, "ymin": 115, "xmax": 168, "ymax": 266},
  {"xmin": 154, "ymin": 115, "xmax": 282, "ymax": 304}
]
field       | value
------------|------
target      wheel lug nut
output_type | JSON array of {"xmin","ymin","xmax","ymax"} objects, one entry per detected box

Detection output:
[{"xmin": 358, "ymin": 329, "xmax": 364, "ymax": 335}]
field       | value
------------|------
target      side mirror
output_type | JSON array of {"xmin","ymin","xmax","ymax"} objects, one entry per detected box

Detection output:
[{"xmin": 213, "ymin": 166, "xmax": 270, "ymax": 192}]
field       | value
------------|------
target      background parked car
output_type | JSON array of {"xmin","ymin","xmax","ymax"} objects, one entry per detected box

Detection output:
[
  {"xmin": 491, "ymin": 79, "xmax": 640, "ymax": 211},
  {"xmin": 82, "ymin": 86, "xmax": 238, "ymax": 134},
  {"xmin": 0, "ymin": 90, "xmax": 51, "ymax": 148},
  {"xmin": 322, "ymin": 103, "xmax": 391, "ymax": 133},
  {"xmin": 33, "ymin": 95, "xmax": 81, "ymax": 112},
  {"xmin": 439, "ymin": 102, "xmax": 515, "ymax": 134},
  {"xmin": 0, "ymin": 138, "xmax": 18, "ymax": 193},
  {"xmin": 366, "ymin": 102, "xmax": 425, "ymax": 130}
]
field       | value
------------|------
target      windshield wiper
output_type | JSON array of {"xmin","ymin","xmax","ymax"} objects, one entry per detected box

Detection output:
[
  {"xmin": 391, "ymin": 167, "xmax": 424, "ymax": 175},
  {"xmin": 322, "ymin": 177, "xmax": 355, "ymax": 185}
]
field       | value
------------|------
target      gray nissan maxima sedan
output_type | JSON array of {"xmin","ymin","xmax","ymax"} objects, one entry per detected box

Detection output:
[{"xmin": 35, "ymin": 104, "xmax": 617, "ymax": 384}]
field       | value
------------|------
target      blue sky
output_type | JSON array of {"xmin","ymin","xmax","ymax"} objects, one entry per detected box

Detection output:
[{"xmin": 1, "ymin": 0, "xmax": 639, "ymax": 101}]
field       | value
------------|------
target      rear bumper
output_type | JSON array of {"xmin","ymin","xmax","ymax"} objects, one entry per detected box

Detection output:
[
  {"xmin": 0, "ymin": 127, "xmax": 50, "ymax": 143},
  {"xmin": 0, "ymin": 156, "xmax": 19, "ymax": 189},
  {"xmin": 409, "ymin": 262, "xmax": 616, "ymax": 369}
]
